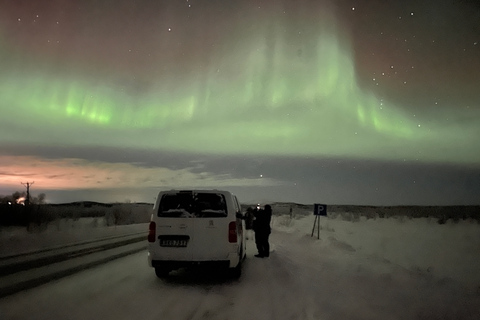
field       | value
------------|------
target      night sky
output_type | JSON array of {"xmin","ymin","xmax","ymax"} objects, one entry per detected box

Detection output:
[{"xmin": 1, "ymin": 0, "xmax": 479, "ymax": 205}]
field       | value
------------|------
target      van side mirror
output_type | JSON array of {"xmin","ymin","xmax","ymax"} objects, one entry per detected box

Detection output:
[{"xmin": 236, "ymin": 212, "xmax": 245, "ymax": 219}]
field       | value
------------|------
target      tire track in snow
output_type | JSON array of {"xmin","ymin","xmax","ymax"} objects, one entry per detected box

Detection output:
[{"xmin": 228, "ymin": 231, "xmax": 318, "ymax": 320}]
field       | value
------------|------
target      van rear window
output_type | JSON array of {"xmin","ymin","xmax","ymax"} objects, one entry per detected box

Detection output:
[{"xmin": 158, "ymin": 192, "xmax": 227, "ymax": 218}]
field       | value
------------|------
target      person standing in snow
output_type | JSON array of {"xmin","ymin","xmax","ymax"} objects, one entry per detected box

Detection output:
[
  {"xmin": 245, "ymin": 206, "xmax": 255, "ymax": 230},
  {"xmin": 253, "ymin": 204, "xmax": 272, "ymax": 258}
]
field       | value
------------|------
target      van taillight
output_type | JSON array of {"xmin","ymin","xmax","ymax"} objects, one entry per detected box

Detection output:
[
  {"xmin": 148, "ymin": 221, "xmax": 156, "ymax": 243},
  {"xmin": 228, "ymin": 221, "xmax": 237, "ymax": 243}
]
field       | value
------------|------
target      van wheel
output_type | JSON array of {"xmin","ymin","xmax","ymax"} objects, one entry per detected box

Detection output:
[
  {"xmin": 155, "ymin": 267, "xmax": 170, "ymax": 278},
  {"xmin": 229, "ymin": 262, "xmax": 242, "ymax": 279},
  {"xmin": 229, "ymin": 251, "xmax": 243, "ymax": 279}
]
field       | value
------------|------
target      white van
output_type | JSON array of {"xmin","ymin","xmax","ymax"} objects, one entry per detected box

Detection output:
[{"xmin": 147, "ymin": 189, "xmax": 246, "ymax": 278}]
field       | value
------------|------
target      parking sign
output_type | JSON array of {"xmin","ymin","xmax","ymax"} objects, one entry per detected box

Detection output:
[{"xmin": 314, "ymin": 203, "xmax": 327, "ymax": 216}]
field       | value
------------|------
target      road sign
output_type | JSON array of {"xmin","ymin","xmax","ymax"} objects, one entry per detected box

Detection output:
[
  {"xmin": 314, "ymin": 203, "xmax": 327, "ymax": 216},
  {"xmin": 312, "ymin": 203, "xmax": 327, "ymax": 239}
]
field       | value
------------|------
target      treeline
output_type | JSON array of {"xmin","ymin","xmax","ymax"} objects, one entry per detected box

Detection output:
[
  {"xmin": 243, "ymin": 203, "xmax": 480, "ymax": 224},
  {"xmin": 0, "ymin": 191, "xmax": 46, "ymax": 206},
  {"xmin": 0, "ymin": 201, "xmax": 152, "ymax": 228},
  {"xmin": 3, "ymin": 195, "xmax": 478, "ymax": 229},
  {"xmin": 326, "ymin": 205, "xmax": 480, "ymax": 223}
]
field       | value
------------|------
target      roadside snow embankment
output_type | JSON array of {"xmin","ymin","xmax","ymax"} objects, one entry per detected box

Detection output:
[
  {"xmin": 272, "ymin": 213, "xmax": 480, "ymax": 290},
  {"xmin": 0, "ymin": 218, "xmax": 147, "ymax": 258}
]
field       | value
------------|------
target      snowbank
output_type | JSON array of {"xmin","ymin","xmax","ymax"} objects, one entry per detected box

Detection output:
[
  {"xmin": 0, "ymin": 218, "xmax": 147, "ymax": 257},
  {"xmin": 272, "ymin": 212, "xmax": 480, "ymax": 291}
]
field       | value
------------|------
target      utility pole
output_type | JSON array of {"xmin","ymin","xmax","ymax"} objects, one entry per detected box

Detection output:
[{"xmin": 21, "ymin": 181, "xmax": 34, "ymax": 206}]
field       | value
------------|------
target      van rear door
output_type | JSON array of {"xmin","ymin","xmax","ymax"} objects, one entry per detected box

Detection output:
[
  {"xmin": 190, "ymin": 192, "xmax": 231, "ymax": 261},
  {"xmin": 155, "ymin": 191, "xmax": 196, "ymax": 261}
]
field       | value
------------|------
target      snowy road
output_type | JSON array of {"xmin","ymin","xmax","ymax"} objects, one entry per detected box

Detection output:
[{"xmin": 1, "ymin": 220, "xmax": 479, "ymax": 320}]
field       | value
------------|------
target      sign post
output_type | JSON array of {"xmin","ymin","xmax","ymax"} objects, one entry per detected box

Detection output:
[{"xmin": 311, "ymin": 203, "xmax": 327, "ymax": 239}]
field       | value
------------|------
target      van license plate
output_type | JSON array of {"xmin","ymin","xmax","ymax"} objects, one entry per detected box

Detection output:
[{"xmin": 160, "ymin": 239, "xmax": 188, "ymax": 247}]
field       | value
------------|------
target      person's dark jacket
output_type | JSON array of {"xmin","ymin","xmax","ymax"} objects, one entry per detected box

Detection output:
[{"xmin": 253, "ymin": 206, "xmax": 272, "ymax": 234}]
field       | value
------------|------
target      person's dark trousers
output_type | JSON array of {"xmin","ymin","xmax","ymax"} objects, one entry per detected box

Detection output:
[{"xmin": 255, "ymin": 231, "xmax": 270, "ymax": 257}]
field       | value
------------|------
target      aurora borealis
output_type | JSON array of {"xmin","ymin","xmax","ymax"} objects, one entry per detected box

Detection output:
[{"xmin": 1, "ymin": 0, "xmax": 479, "ymax": 205}]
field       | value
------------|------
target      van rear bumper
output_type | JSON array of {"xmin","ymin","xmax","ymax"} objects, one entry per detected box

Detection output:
[
  {"xmin": 150, "ymin": 259, "xmax": 231, "ymax": 270},
  {"xmin": 149, "ymin": 251, "xmax": 240, "ymax": 270}
]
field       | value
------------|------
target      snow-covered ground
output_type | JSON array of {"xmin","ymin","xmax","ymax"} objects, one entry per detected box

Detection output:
[
  {"xmin": 0, "ymin": 211, "xmax": 479, "ymax": 319},
  {"xmin": 272, "ymin": 213, "xmax": 480, "ymax": 290},
  {"xmin": 0, "ymin": 218, "xmax": 147, "ymax": 257}
]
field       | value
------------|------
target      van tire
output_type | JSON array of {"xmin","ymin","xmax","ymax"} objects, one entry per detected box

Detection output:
[
  {"xmin": 229, "ymin": 248, "xmax": 243, "ymax": 278},
  {"xmin": 155, "ymin": 266, "xmax": 170, "ymax": 278},
  {"xmin": 229, "ymin": 261, "xmax": 242, "ymax": 279}
]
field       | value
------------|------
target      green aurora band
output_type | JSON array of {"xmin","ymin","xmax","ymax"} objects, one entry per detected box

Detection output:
[{"xmin": 1, "ymin": 14, "xmax": 478, "ymax": 164}]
